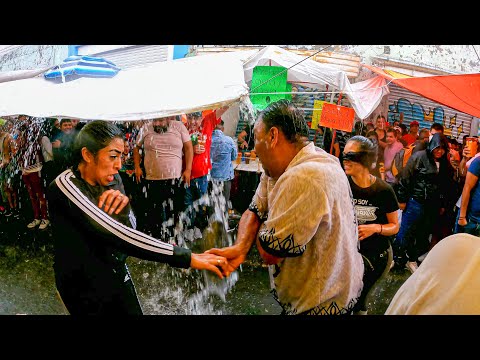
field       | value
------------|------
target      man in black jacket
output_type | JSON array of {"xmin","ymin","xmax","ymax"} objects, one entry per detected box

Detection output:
[{"xmin": 392, "ymin": 133, "xmax": 454, "ymax": 273}]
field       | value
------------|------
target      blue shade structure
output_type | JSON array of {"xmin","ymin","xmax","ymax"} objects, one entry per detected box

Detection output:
[{"xmin": 44, "ymin": 55, "xmax": 121, "ymax": 83}]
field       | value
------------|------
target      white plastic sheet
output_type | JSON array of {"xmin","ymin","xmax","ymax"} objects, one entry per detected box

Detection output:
[
  {"xmin": 0, "ymin": 53, "xmax": 249, "ymax": 121},
  {"xmin": 243, "ymin": 46, "xmax": 387, "ymax": 119},
  {"xmin": 0, "ymin": 46, "xmax": 387, "ymax": 121}
]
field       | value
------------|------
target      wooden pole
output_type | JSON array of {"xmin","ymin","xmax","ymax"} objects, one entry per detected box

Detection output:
[{"xmin": 329, "ymin": 92, "xmax": 343, "ymax": 155}]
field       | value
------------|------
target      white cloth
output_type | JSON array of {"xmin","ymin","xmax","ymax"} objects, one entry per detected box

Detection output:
[
  {"xmin": 252, "ymin": 142, "xmax": 364, "ymax": 314},
  {"xmin": 385, "ymin": 233, "xmax": 480, "ymax": 315},
  {"xmin": 41, "ymin": 135, "xmax": 54, "ymax": 162}
]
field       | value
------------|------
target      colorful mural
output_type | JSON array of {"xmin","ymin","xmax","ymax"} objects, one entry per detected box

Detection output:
[{"xmin": 388, "ymin": 98, "xmax": 469, "ymax": 141}]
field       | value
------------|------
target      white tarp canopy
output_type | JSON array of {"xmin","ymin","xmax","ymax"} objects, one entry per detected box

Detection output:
[
  {"xmin": 241, "ymin": 45, "xmax": 389, "ymax": 119},
  {"xmin": 0, "ymin": 45, "xmax": 387, "ymax": 121},
  {"xmin": 0, "ymin": 67, "xmax": 53, "ymax": 83},
  {"xmin": 0, "ymin": 53, "xmax": 249, "ymax": 121}
]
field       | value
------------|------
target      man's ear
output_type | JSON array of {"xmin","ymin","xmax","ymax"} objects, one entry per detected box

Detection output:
[
  {"xmin": 270, "ymin": 127, "xmax": 280, "ymax": 147},
  {"xmin": 81, "ymin": 147, "xmax": 93, "ymax": 163}
]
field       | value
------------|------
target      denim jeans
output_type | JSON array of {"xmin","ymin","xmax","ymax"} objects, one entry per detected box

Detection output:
[
  {"xmin": 392, "ymin": 198, "xmax": 436, "ymax": 265},
  {"xmin": 185, "ymin": 175, "xmax": 209, "ymax": 230}
]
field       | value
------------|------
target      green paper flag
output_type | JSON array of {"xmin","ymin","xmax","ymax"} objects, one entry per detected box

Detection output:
[{"xmin": 250, "ymin": 66, "xmax": 291, "ymax": 110}]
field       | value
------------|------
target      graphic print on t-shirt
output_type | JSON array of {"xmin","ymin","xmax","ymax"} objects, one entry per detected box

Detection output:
[{"xmin": 353, "ymin": 198, "xmax": 378, "ymax": 224}]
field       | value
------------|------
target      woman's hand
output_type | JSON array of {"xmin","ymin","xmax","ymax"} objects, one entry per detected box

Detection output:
[
  {"xmin": 206, "ymin": 244, "xmax": 247, "ymax": 277},
  {"xmin": 190, "ymin": 253, "xmax": 233, "ymax": 279},
  {"xmin": 98, "ymin": 189, "xmax": 129, "ymax": 215},
  {"xmin": 358, "ymin": 224, "xmax": 380, "ymax": 241},
  {"xmin": 463, "ymin": 147, "xmax": 473, "ymax": 159}
]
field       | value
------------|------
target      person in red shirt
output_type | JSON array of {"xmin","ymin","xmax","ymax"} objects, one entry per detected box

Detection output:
[
  {"xmin": 402, "ymin": 121, "xmax": 419, "ymax": 146},
  {"xmin": 184, "ymin": 107, "xmax": 228, "ymax": 240}
]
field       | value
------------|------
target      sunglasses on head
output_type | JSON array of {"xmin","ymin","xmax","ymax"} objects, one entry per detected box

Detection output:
[{"xmin": 343, "ymin": 151, "xmax": 366, "ymax": 163}]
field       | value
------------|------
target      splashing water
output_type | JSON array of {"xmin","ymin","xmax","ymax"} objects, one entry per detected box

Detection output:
[{"xmin": 2, "ymin": 106, "xmax": 257, "ymax": 315}]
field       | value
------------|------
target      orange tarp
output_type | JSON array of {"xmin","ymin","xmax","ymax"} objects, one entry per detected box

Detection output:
[{"xmin": 363, "ymin": 64, "xmax": 480, "ymax": 118}]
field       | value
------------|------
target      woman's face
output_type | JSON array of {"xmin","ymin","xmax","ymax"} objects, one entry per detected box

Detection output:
[
  {"xmin": 343, "ymin": 141, "xmax": 365, "ymax": 176},
  {"xmin": 88, "ymin": 137, "xmax": 124, "ymax": 186},
  {"xmin": 432, "ymin": 147, "xmax": 445, "ymax": 160},
  {"xmin": 376, "ymin": 117, "xmax": 385, "ymax": 130}
]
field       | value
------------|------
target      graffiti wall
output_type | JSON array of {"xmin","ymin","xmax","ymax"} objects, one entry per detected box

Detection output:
[{"xmin": 387, "ymin": 84, "xmax": 474, "ymax": 141}]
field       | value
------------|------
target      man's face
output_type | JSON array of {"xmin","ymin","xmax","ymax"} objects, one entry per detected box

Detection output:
[
  {"xmin": 386, "ymin": 131, "xmax": 396, "ymax": 145},
  {"xmin": 187, "ymin": 115, "xmax": 203, "ymax": 131},
  {"xmin": 152, "ymin": 117, "xmax": 171, "ymax": 133},
  {"xmin": 410, "ymin": 125, "xmax": 419, "ymax": 134},
  {"xmin": 61, "ymin": 121, "xmax": 73, "ymax": 134},
  {"xmin": 253, "ymin": 118, "xmax": 272, "ymax": 177}
]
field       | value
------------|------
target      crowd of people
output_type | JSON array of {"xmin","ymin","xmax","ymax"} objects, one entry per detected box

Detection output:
[{"xmin": 1, "ymin": 100, "xmax": 478, "ymax": 315}]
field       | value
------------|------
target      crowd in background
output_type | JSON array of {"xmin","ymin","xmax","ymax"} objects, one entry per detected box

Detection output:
[
  {"xmin": 0, "ymin": 111, "xmax": 238, "ymax": 246},
  {"xmin": 2, "ymin": 108, "xmax": 480, "ymax": 315}
]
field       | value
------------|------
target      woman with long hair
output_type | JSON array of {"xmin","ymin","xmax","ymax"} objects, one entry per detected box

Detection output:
[
  {"xmin": 343, "ymin": 135, "xmax": 400, "ymax": 315},
  {"xmin": 47, "ymin": 120, "xmax": 230, "ymax": 315}
]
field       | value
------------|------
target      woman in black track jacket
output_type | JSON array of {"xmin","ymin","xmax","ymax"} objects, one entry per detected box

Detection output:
[{"xmin": 47, "ymin": 120, "xmax": 229, "ymax": 315}]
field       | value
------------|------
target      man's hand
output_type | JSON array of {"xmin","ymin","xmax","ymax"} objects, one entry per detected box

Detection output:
[
  {"xmin": 193, "ymin": 144, "xmax": 205, "ymax": 155},
  {"xmin": 399, "ymin": 203, "xmax": 406, "ymax": 211},
  {"xmin": 458, "ymin": 217, "xmax": 468, "ymax": 227},
  {"xmin": 98, "ymin": 189, "xmax": 129, "ymax": 215},
  {"xmin": 52, "ymin": 140, "xmax": 61, "ymax": 148},
  {"xmin": 181, "ymin": 169, "xmax": 191, "ymax": 187},
  {"xmin": 135, "ymin": 167, "xmax": 143, "ymax": 184},
  {"xmin": 206, "ymin": 244, "xmax": 247, "ymax": 277}
]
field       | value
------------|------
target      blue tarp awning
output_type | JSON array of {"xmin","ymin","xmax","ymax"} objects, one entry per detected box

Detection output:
[{"xmin": 44, "ymin": 55, "xmax": 120, "ymax": 82}]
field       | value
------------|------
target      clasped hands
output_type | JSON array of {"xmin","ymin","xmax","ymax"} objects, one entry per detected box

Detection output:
[
  {"xmin": 189, "ymin": 243, "xmax": 246, "ymax": 279},
  {"xmin": 95, "ymin": 189, "xmax": 241, "ymax": 280}
]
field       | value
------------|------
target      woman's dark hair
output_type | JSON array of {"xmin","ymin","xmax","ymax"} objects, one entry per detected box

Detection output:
[
  {"xmin": 365, "ymin": 130, "xmax": 378, "ymax": 140},
  {"xmin": 347, "ymin": 135, "xmax": 378, "ymax": 169},
  {"xmin": 73, "ymin": 120, "xmax": 123, "ymax": 165},
  {"xmin": 258, "ymin": 99, "xmax": 310, "ymax": 143}
]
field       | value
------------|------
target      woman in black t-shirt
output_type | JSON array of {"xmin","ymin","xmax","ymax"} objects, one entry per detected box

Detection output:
[{"xmin": 343, "ymin": 135, "xmax": 400, "ymax": 315}]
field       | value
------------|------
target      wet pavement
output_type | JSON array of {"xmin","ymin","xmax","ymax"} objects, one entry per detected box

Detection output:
[{"xmin": 0, "ymin": 216, "xmax": 411, "ymax": 315}]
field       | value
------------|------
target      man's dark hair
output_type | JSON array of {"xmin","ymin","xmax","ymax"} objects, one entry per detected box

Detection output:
[
  {"xmin": 386, "ymin": 126, "xmax": 397, "ymax": 136},
  {"xmin": 431, "ymin": 123, "xmax": 444, "ymax": 133},
  {"xmin": 186, "ymin": 111, "xmax": 202, "ymax": 119},
  {"xmin": 418, "ymin": 128, "xmax": 430, "ymax": 141},
  {"xmin": 73, "ymin": 120, "xmax": 123, "ymax": 165},
  {"xmin": 258, "ymin": 99, "xmax": 309, "ymax": 143},
  {"xmin": 366, "ymin": 130, "xmax": 378, "ymax": 140},
  {"xmin": 60, "ymin": 118, "xmax": 72, "ymax": 127}
]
